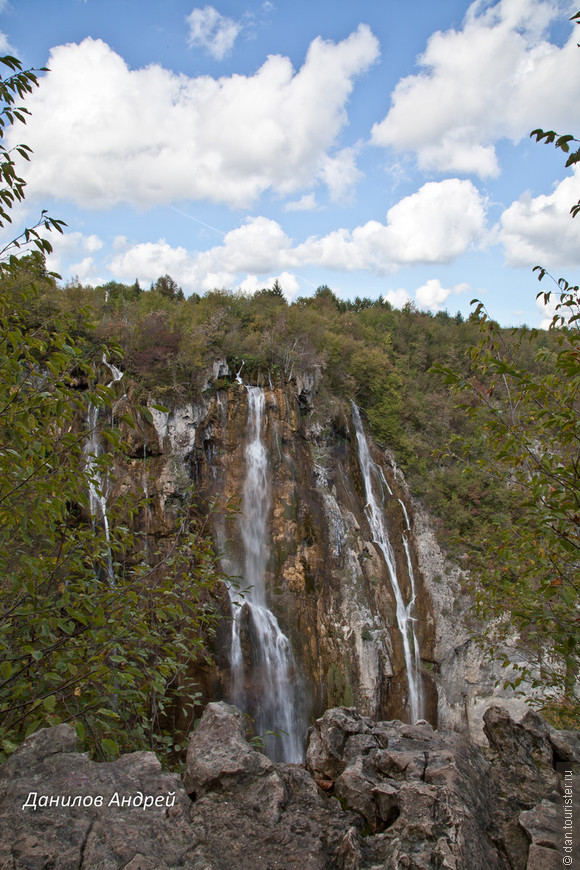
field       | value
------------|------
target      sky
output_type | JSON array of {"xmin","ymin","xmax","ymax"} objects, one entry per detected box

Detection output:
[{"xmin": 1, "ymin": 0, "xmax": 579, "ymax": 326}]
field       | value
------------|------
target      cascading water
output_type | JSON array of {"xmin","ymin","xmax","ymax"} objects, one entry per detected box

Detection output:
[
  {"xmin": 83, "ymin": 358, "xmax": 124, "ymax": 582},
  {"xmin": 352, "ymin": 403, "xmax": 424, "ymax": 723},
  {"xmin": 229, "ymin": 386, "xmax": 305, "ymax": 763}
]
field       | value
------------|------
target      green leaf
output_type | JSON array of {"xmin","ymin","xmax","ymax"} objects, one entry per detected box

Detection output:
[
  {"xmin": 42, "ymin": 695, "xmax": 56, "ymax": 712},
  {"xmin": 100, "ymin": 738, "xmax": 118, "ymax": 758}
]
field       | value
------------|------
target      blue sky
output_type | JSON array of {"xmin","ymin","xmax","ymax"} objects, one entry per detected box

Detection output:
[{"xmin": 2, "ymin": 0, "xmax": 579, "ymax": 325}]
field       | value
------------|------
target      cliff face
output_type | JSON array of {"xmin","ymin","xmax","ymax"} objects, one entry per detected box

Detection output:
[{"xmin": 107, "ymin": 365, "xmax": 538, "ymax": 745}]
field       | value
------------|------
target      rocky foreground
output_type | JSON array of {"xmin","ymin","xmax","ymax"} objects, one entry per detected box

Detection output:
[{"xmin": 0, "ymin": 702, "xmax": 578, "ymax": 869}]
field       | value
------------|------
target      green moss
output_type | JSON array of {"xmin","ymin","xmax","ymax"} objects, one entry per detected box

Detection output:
[{"xmin": 327, "ymin": 661, "xmax": 354, "ymax": 707}]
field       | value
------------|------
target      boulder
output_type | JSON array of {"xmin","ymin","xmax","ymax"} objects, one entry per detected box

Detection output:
[
  {"xmin": 0, "ymin": 703, "xmax": 577, "ymax": 869},
  {"xmin": 0, "ymin": 724, "xmax": 194, "ymax": 870}
]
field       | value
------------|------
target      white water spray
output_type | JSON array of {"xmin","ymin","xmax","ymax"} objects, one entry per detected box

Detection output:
[
  {"xmin": 229, "ymin": 386, "xmax": 305, "ymax": 762},
  {"xmin": 352, "ymin": 404, "xmax": 424, "ymax": 723},
  {"xmin": 83, "ymin": 358, "xmax": 124, "ymax": 582}
]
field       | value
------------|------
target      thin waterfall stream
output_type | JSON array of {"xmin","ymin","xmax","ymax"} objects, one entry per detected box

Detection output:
[
  {"xmin": 83, "ymin": 358, "xmax": 124, "ymax": 583},
  {"xmin": 352, "ymin": 403, "xmax": 424, "ymax": 723},
  {"xmin": 228, "ymin": 386, "xmax": 305, "ymax": 763}
]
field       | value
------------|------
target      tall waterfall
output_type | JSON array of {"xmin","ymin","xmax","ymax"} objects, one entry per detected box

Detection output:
[
  {"xmin": 83, "ymin": 359, "xmax": 124, "ymax": 582},
  {"xmin": 229, "ymin": 387, "xmax": 305, "ymax": 763},
  {"xmin": 352, "ymin": 404, "xmax": 424, "ymax": 723}
]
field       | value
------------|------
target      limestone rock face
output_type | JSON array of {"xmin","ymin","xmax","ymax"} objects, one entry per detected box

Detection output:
[
  {"xmin": 106, "ymin": 373, "xmax": 559, "ymax": 741},
  {"xmin": 147, "ymin": 382, "xmax": 439, "ymax": 727},
  {"xmin": 0, "ymin": 704, "xmax": 576, "ymax": 870}
]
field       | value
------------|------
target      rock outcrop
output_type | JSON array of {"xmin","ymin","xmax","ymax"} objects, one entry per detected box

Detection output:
[{"xmin": 0, "ymin": 702, "xmax": 577, "ymax": 869}]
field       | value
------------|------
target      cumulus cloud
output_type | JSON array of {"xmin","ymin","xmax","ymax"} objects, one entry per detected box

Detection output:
[
  {"xmin": 45, "ymin": 230, "xmax": 103, "ymax": 276},
  {"xmin": 11, "ymin": 27, "xmax": 379, "ymax": 210},
  {"xmin": 110, "ymin": 238, "xmax": 200, "ymax": 287},
  {"xmin": 0, "ymin": 30, "xmax": 12, "ymax": 53},
  {"xmin": 500, "ymin": 168, "xmax": 580, "ymax": 267},
  {"xmin": 107, "ymin": 179, "xmax": 488, "ymax": 292},
  {"xmin": 535, "ymin": 290, "xmax": 561, "ymax": 329},
  {"xmin": 415, "ymin": 278, "xmax": 471, "ymax": 312},
  {"xmin": 110, "ymin": 217, "xmax": 294, "ymax": 291},
  {"xmin": 383, "ymin": 288, "xmax": 412, "ymax": 308},
  {"xmin": 382, "ymin": 279, "xmax": 471, "ymax": 313},
  {"xmin": 371, "ymin": 0, "xmax": 580, "ymax": 177},
  {"xmin": 238, "ymin": 271, "xmax": 300, "ymax": 301},
  {"xmin": 186, "ymin": 6, "xmax": 242, "ymax": 60},
  {"xmin": 295, "ymin": 178, "xmax": 489, "ymax": 271},
  {"xmin": 319, "ymin": 147, "xmax": 362, "ymax": 203}
]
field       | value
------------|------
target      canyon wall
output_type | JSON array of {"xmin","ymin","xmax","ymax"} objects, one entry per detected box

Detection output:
[{"xmin": 107, "ymin": 362, "xmax": 537, "ymax": 750}]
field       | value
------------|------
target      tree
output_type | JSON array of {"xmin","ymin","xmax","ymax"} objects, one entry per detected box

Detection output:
[
  {"xmin": 434, "ymin": 296, "xmax": 579, "ymax": 721},
  {"xmin": 0, "ymin": 58, "xmax": 223, "ymax": 763},
  {"xmin": 433, "ymin": 18, "xmax": 580, "ymax": 722},
  {"xmin": 152, "ymin": 274, "xmax": 184, "ymax": 301}
]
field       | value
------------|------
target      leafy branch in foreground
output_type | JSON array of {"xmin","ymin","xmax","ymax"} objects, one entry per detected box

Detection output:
[
  {"xmin": 433, "ymin": 9, "xmax": 580, "ymax": 727},
  {"xmin": 0, "ymin": 55, "xmax": 225, "ymax": 765},
  {"xmin": 432, "ymin": 288, "xmax": 580, "ymax": 724},
  {"xmin": 0, "ymin": 262, "xmax": 224, "ymax": 763},
  {"xmin": 529, "ymin": 11, "xmax": 580, "ymax": 218}
]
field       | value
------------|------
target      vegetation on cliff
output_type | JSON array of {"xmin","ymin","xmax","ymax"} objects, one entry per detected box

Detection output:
[{"xmin": 12, "ymin": 258, "xmax": 579, "ymax": 725}]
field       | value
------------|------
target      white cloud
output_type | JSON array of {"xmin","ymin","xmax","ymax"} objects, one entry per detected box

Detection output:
[
  {"xmin": 319, "ymin": 146, "xmax": 362, "ymax": 203},
  {"xmin": 238, "ymin": 271, "xmax": 300, "ymax": 301},
  {"xmin": 371, "ymin": 0, "xmax": 580, "ymax": 177},
  {"xmin": 110, "ymin": 217, "xmax": 295, "ymax": 291},
  {"xmin": 500, "ymin": 168, "xmax": 580, "ymax": 267},
  {"xmin": 535, "ymin": 291, "xmax": 560, "ymax": 329},
  {"xmin": 11, "ymin": 27, "xmax": 379, "ymax": 210},
  {"xmin": 68, "ymin": 257, "xmax": 106, "ymax": 286},
  {"xmin": 0, "ymin": 30, "xmax": 12, "ymax": 53},
  {"xmin": 414, "ymin": 278, "xmax": 471, "ymax": 312},
  {"xmin": 110, "ymin": 237, "xmax": 198, "ymax": 287},
  {"xmin": 108, "ymin": 180, "xmax": 488, "ymax": 292},
  {"xmin": 295, "ymin": 178, "xmax": 489, "ymax": 271},
  {"xmin": 186, "ymin": 6, "xmax": 242, "ymax": 60},
  {"xmin": 284, "ymin": 193, "xmax": 318, "ymax": 212},
  {"xmin": 45, "ymin": 230, "xmax": 103, "ymax": 276},
  {"xmin": 382, "ymin": 288, "xmax": 412, "ymax": 309},
  {"xmin": 382, "ymin": 279, "xmax": 471, "ymax": 313}
]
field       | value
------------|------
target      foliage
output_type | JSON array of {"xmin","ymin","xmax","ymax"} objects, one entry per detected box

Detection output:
[
  {"xmin": 54, "ymin": 276, "xmax": 488, "ymax": 546},
  {"xmin": 44, "ymin": 266, "xmax": 578, "ymax": 720},
  {"xmin": 434, "ymin": 31, "xmax": 580, "ymax": 718},
  {"xmin": 0, "ymin": 57, "xmax": 223, "ymax": 765},
  {"xmin": 0, "ymin": 262, "xmax": 222, "ymax": 762},
  {"xmin": 0, "ymin": 56, "xmax": 65, "ymax": 256},
  {"xmin": 152, "ymin": 274, "xmax": 184, "ymax": 301},
  {"xmin": 432, "ymin": 293, "xmax": 579, "ymax": 714}
]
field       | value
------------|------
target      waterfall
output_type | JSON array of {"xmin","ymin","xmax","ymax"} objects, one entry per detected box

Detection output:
[
  {"xmin": 229, "ymin": 386, "xmax": 305, "ymax": 763},
  {"xmin": 351, "ymin": 403, "xmax": 424, "ymax": 723},
  {"xmin": 83, "ymin": 358, "xmax": 124, "ymax": 582}
]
